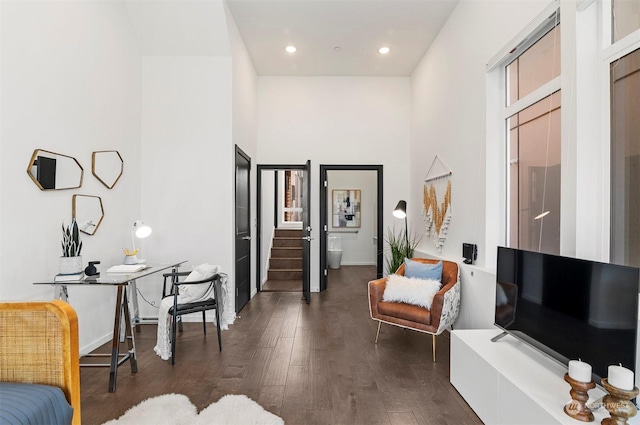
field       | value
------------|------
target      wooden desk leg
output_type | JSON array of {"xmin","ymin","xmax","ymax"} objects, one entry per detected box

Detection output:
[
  {"xmin": 108, "ymin": 286, "xmax": 124, "ymax": 393},
  {"xmin": 122, "ymin": 286, "xmax": 138, "ymax": 374}
]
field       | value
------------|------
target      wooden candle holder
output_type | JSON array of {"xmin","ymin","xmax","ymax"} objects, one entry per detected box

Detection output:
[
  {"xmin": 601, "ymin": 378, "xmax": 639, "ymax": 425},
  {"xmin": 564, "ymin": 373, "xmax": 596, "ymax": 422}
]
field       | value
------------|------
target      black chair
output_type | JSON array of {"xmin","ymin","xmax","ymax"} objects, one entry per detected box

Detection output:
[{"xmin": 162, "ymin": 271, "xmax": 223, "ymax": 365}]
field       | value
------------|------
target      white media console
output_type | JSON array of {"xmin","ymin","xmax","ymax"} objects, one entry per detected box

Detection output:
[{"xmin": 450, "ymin": 329, "xmax": 638, "ymax": 425}]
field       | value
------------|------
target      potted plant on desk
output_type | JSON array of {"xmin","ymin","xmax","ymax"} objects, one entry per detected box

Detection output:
[{"xmin": 60, "ymin": 219, "xmax": 83, "ymax": 275}]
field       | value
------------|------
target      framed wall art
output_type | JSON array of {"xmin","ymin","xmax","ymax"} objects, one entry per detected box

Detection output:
[{"xmin": 332, "ymin": 189, "xmax": 361, "ymax": 228}]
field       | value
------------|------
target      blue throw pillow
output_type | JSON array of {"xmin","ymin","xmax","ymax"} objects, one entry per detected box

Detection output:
[{"xmin": 404, "ymin": 258, "xmax": 443, "ymax": 281}]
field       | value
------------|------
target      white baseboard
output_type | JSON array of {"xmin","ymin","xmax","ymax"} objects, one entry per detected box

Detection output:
[
  {"xmin": 338, "ymin": 261, "xmax": 376, "ymax": 266},
  {"xmin": 81, "ymin": 333, "xmax": 112, "ymax": 356}
]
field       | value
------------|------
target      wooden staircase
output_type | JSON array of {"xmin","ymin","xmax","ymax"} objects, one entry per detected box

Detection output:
[{"xmin": 267, "ymin": 229, "xmax": 302, "ymax": 281}]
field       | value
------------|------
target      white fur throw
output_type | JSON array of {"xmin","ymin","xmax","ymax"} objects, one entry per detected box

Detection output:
[
  {"xmin": 383, "ymin": 274, "xmax": 442, "ymax": 310},
  {"xmin": 154, "ymin": 264, "xmax": 230, "ymax": 361}
]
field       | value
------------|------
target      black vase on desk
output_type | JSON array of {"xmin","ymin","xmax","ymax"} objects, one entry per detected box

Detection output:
[{"xmin": 85, "ymin": 261, "xmax": 100, "ymax": 276}]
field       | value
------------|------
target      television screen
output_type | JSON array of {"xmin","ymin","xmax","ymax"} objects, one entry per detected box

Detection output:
[{"xmin": 495, "ymin": 246, "xmax": 640, "ymax": 382}]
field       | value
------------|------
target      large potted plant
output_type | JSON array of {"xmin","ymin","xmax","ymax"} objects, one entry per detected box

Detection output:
[
  {"xmin": 384, "ymin": 226, "xmax": 421, "ymax": 275},
  {"xmin": 60, "ymin": 219, "xmax": 83, "ymax": 275}
]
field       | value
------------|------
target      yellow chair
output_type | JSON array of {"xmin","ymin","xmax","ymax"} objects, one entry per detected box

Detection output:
[{"xmin": 0, "ymin": 300, "xmax": 81, "ymax": 425}]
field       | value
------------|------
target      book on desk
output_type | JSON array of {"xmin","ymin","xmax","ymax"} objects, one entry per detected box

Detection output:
[
  {"xmin": 54, "ymin": 272, "xmax": 85, "ymax": 282},
  {"xmin": 106, "ymin": 264, "xmax": 149, "ymax": 273}
]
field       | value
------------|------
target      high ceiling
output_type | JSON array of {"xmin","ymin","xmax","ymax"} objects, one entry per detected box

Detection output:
[{"xmin": 225, "ymin": 0, "xmax": 459, "ymax": 76}]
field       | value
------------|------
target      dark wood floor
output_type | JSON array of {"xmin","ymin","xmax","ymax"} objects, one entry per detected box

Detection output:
[
  {"xmin": 262, "ymin": 279, "xmax": 302, "ymax": 292},
  {"xmin": 80, "ymin": 266, "xmax": 481, "ymax": 425}
]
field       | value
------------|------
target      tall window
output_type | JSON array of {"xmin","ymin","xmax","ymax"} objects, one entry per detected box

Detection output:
[
  {"xmin": 612, "ymin": 0, "xmax": 640, "ymax": 43},
  {"xmin": 283, "ymin": 170, "xmax": 303, "ymax": 223},
  {"xmin": 611, "ymin": 48, "xmax": 640, "ymax": 267},
  {"xmin": 507, "ymin": 21, "xmax": 562, "ymax": 254}
]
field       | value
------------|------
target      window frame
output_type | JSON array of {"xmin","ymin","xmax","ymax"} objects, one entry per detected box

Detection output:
[
  {"xmin": 488, "ymin": 4, "xmax": 562, "ymax": 255},
  {"xmin": 600, "ymin": 0, "xmax": 640, "ymax": 262},
  {"xmin": 485, "ymin": 0, "xmax": 640, "ymax": 268}
]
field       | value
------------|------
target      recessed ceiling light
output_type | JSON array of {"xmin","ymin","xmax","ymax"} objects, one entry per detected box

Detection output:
[
  {"xmin": 378, "ymin": 47, "xmax": 390, "ymax": 54},
  {"xmin": 334, "ymin": 46, "xmax": 342, "ymax": 52},
  {"xmin": 285, "ymin": 45, "xmax": 297, "ymax": 53}
]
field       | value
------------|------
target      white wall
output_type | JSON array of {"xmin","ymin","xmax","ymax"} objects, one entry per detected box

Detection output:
[
  {"xmin": 327, "ymin": 170, "xmax": 377, "ymax": 265},
  {"xmin": 260, "ymin": 170, "xmax": 276, "ymax": 285},
  {"xmin": 410, "ymin": 0, "xmax": 551, "ymax": 330},
  {"xmin": 0, "ymin": 0, "xmax": 239, "ymax": 353},
  {"xmin": 0, "ymin": 1, "xmax": 142, "ymax": 352},
  {"xmin": 226, "ymin": 4, "xmax": 259, "ymax": 298},
  {"xmin": 410, "ymin": 0, "xmax": 550, "ymax": 269},
  {"xmin": 257, "ymin": 77, "xmax": 411, "ymax": 291},
  {"xmin": 128, "ymin": 0, "xmax": 237, "ymax": 322},
  {"xmin": 137, "ymin": 56, "xmax": 234, "ymax": 320}
]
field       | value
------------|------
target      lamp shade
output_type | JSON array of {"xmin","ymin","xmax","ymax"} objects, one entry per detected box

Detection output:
[
  {"xmin": 393, "ymin": 200, "xmax": 407, "ymax": 219},
  {"xmin": 133, "ymin": 220, "xmax": 152, "ymax": 239}
]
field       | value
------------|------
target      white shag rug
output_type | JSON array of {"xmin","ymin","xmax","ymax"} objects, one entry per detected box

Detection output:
[{"xmin": 102, "ymin": 393, "xmax": 284, "ymax": 425}]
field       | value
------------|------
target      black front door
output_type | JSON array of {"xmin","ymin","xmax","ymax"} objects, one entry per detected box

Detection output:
[
  {"xmin": 302, "ymin": 160, "xmax": 311, "ymax": 304},
  {"xmin": 235, "ymin": 146, "xmax": 251, "ymax": 313}
]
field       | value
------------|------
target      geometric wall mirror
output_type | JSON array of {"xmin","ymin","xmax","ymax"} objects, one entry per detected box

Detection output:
[
  {"xmin": 27, "ymin": 149, "xmax": 84, "ymax": 191},
  {"xmin": 92, "ymin": 150, "xmax": 123, "ymax": 189},
  {"xmin": 72, "ymin": 194, "xmax": 104, "ymax": 235}
]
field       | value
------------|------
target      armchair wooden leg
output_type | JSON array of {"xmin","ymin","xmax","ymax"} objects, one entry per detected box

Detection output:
[
  {"xmin": 432, "ymin": 334, "xmax": 436, "ymax": 362},
  {"xmin": 375, "ymin": 321, "xmax": 381, "ymax": 344}
]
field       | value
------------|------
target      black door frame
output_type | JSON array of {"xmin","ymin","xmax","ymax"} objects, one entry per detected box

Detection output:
[
  {"xmin": 235, "ymin": 145, "xmax": 251, "ymax": 313},
  {"xmin": 256, "ymin": 163, "xmax": 310, "ymax": 293},
  {"xmin": 302, "ymin": 160, "xmax": 311, "ymax": 304},
  {"xmin": 319, "ymin": 165, "xmax": 384, "ymax": 292}
]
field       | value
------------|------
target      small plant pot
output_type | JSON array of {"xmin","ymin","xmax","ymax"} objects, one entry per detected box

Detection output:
[
  {"xmin": 60, "ymin": 256, "xmax": 83, "ymax": 275},
  {"xmin": 123, "ymin": 255, "xmax": 138, "ymax": 265}
]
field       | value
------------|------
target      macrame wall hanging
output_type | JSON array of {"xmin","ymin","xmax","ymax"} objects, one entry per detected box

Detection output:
[{"xmin": 422, "ymin": 155, "xmax": 452, "ymax": 252}]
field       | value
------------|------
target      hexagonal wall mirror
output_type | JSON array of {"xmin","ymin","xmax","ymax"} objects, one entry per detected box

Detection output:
[
  {"xmin": 27, "ymin": 149, "xmax": 84, "ymax": 190},
  {"xmin": 73, "ymin": 195, "xmax": 104, "ymax": 235},
  {"xmin": 92, "ymin": 150, "xmax": 123, "ymax": 189}
]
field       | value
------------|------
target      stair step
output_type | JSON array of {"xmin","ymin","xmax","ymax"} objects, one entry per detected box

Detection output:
[
  {"xmin": 270, "ymin": 258, "xmax": 303, "ymax": 269},
  {"xmin": 273, "ymin": 237, "xmax": 302, "ymax": 248},
  {"xmin": 271, "ymin": 247, "xmax": 302, "ymax": 258},
  {"xmin": 268, "ymin": 229, "xmax": 304, "ymax": 281},
  {"xmin": 274, "ymin": 229, "xmax": 303, "ymax": 238},
  {"xmin": 268, "ymin": 269, "xmax": 303, "ymax": 280}
]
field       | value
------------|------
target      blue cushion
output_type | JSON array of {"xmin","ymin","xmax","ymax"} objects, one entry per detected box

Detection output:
[
  {"xmin": 0, "ymin": 382, "xmax": 73, "ymax": 425},
  {"xmin": 404, "ymin": 258, "xmax": 443, "ymax": 281}
]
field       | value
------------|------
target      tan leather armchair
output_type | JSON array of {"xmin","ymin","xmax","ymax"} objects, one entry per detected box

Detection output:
[{"xmin": 368, "ymin": 258, "xmax": 460, "ymax": 361}]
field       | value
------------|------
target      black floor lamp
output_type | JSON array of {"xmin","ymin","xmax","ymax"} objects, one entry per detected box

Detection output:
[{"xmin": 393, "ymin": 200, "xmax": 409, "ymax": 258}]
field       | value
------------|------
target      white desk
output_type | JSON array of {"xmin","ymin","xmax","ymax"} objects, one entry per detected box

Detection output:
[{"xmin": 34, "ymin": 260, "xmax": 187, "ymax": 392}]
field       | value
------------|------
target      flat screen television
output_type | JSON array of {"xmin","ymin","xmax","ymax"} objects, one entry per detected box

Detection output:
[{"xmin": 494, "ymin": 246, "xmax": 640, "ymax": 383}]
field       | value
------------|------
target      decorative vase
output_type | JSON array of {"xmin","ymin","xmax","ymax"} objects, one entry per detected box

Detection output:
[
  {"xmin": 59, "ymin": 256, "xmax": 83, "ymax": 275},
  {"xmin": 123, "ymin": 255, "xmax": 138, "ymax": 265}
]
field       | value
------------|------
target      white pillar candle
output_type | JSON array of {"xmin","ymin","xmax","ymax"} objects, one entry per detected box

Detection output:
[
  {"xmin": 568, "ymin": 360, "xmax": 592, "ymax": 383},
  {"xmin": 608, "ymin": 365, "xmax": 635, "ymax": 391}
]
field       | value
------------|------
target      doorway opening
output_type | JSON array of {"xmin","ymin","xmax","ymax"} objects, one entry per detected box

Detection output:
[
  {"xmin": 257, "ymin": 163, "xmax": 312, "ymax": 303},
  {"xmin": 319, "ymin": 165, "xmax": 383, "ymax": 292}
]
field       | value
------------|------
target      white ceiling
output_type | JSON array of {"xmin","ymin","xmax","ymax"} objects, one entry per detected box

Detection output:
[{"xmin": 225, "ymin": 0, "xmax": 459, "ymax": 76}]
